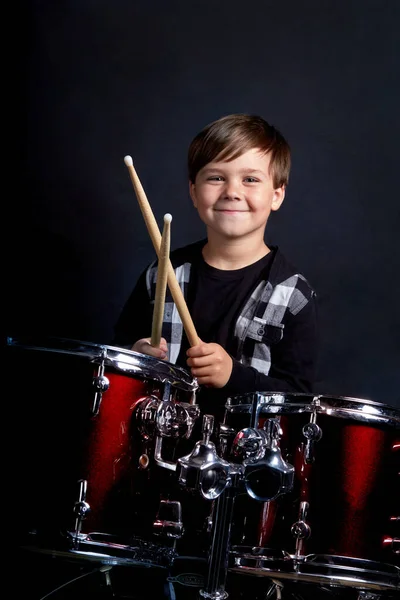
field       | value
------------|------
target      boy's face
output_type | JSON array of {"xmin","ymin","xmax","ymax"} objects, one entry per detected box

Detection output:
[{"xmin": 189, "ymin": 148, "xmax": 285, "ymax": 242}]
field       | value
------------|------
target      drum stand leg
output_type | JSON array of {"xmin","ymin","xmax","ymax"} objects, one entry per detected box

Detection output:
[
  {"xmin": 264, "ymin": 579, "xmax": 284, "ymax": 599},
  {"xmin": 199, "ymin": 484, "xmax": 237, "ymax": 600},
  {"xmin": 101, "ymin": 565, "xmax": 113, "ymax": 589}
]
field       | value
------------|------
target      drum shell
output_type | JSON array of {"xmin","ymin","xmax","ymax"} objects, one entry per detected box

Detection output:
[
  {"xmin": 6, "ymin": 337, "xmax": 201, "ymax": 558},
  {"xmin": 223, "ymin": 394, "xmax": 399, "ymax": 567}
]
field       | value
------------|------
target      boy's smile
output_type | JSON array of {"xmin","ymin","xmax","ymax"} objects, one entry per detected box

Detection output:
[{"xmin": 189, "ymin": 148, "xmax": 285, "ymax": 243}]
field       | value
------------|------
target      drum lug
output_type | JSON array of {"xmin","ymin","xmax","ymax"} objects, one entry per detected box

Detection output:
[
  {"xmin": 73, "ymin": 479, "xmax": 91, "ymax": 540},
  {"xmin": 217, "ymin": 423, "xmax": 239, "ymax": 459},
  {"xmin": 153, "ymin": 499, "xmax": 184, "ymax": 541},
  {"xmin": 91, "ymin": 353, "xmax": 110, "ymax": 415},
  {"xmin": 302, "ymin": 415, "xmax": 322, "ymax": 464},
  {"xmin": 291, "ymin": 519, "xmax": 311, "ymax": 540},
  {"xmin": 382, "ymin": 534, "xmax": 400, "ymax": 554},
  {"xmin": 292, "ymin": 501, "xmax": 311, "ymax": 557}
]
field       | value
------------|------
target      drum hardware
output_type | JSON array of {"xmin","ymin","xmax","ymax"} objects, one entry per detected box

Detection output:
[
  {"xmin": 177, "ymin": 414, "xmax": 232, "ymax": 500},
  {"xmin": 204, "ymin": 420, "xmax": 294, "ymax": 598},
  {"xmin": 100, "ymin": 565, "xmax": 113, "ymax": 591},
  {"xmin": 175, "ymin": 415, "xmax": 297, "ymax": 599},
  {"xmin": 382, "ymin": 533, "xmax": 400, "ymax": 554},
  {"xmin": 7, "ymin": 335, "xmax": 198, "ymax": 567},
  {"xmin": 154, "ymin": 398, "xmax": 201, "ymax": 470},
  {"xmin": 291, "ymin": 501, "xmax": 311, "ymax": 558},
  {"xmin": 8, "ymin": 338, "xmax": 399, "ymax": 594},
  {"xmin": 136, "ymin": 395, "xmax": 160, "ymax": 439},
  {"xmin": 138, "ymin": 453, "xmax": 150, "ymax": 469},
  {"xmin": 73, "ymin": 479, "xmax": 91, "ymax": 542},
  {"xmin": 153, "ymin": 499, "xmax": 184, "ymax": 545},
  {"xmin": 91, "ymin": 347, "xmax": 110, "ymax": 415},
  {"xmin": 302, "ymin": 418, "xmax": 323, "ymax": 464},
  {"xmin": 223, "ymin": 392, "xmax": 400, "ymax": 593},
  {"xmin": 136, "ymin": 383, "xmax": 201, "ymax": 471},
  {"xmin": 199, "ymin": 481, "xmax": 240, "ymax": 600},
  {"xmin": 383, "ymin": 443, "xmax": 400, "ymax": 556},
  {"xmin": 190, "ymin": 389, "xmax": 198, "ymax": 405},
  {"xmin": 217, "ymin": 423, "xmax": 238, "ymax": 459},
  {"xmin": 224, "ymin": 392, "xmax": 287, "ymax": 425},
  {"xmin": 357, "ymin": 592, "xmax": 387, "ymax": 600},
  {"xmin": 174, "ymin": 414, "xmax": 243, "ymax": 599},
  {"xmin": 291, "ymin": 407, "xmax": 322, "ymax": 555},
  {"xmin": 265, "ymin": 579, "xmax": 284, "ymax": 599},
  {"xmin": 230, "ymin": 418, "xmax": 295, "ymax": 502}
]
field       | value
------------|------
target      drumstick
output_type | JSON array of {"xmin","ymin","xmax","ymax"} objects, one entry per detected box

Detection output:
[
  {"xmin": 124, "ymin": 155, "xmax": 200, "ymax": 347},
  {"xmin": 151, "ymin": 213, "xmax": 171, "ymax": 348}
]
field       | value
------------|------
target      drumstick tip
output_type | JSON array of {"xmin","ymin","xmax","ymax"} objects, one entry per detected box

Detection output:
[
  {"xmin": 124, "ymin": 155, "xmax": 133, "ymax": 166},
  {"xmin": 164, "ymin": 213, "xmax": 172, "ymax": 223}
]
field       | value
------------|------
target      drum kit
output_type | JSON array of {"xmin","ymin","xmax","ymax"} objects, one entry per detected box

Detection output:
[{"xmin": 6, "ymin": 335, "xmax": 399, "ymax": 600}]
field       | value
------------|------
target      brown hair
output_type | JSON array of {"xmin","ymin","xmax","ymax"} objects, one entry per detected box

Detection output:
[{"xmin": 188, "ymin": 113, "xmax": 291, "ymax": 188}]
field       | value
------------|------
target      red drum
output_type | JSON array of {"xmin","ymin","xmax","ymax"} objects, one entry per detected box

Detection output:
[
  {"xmin": 220, "ymin": 393, "xmax": 400, "ymax": 593},
  {"xmin": 7, "ymin": 335, "xmax": 201, "ymax": 568}
]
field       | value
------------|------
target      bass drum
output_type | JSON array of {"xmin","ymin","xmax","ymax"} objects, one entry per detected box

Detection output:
[{"xmin": 219, "ymin": 392, "xmax": 400, "ymax": 594}]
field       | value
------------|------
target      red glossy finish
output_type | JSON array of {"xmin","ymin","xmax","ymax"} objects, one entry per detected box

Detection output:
[
  {"xmin": 230, "ymin": 410, "xmax": 399, "ymax": 567},
  {"xmin": 9, "ymin": 345, "xmax": 194, "ymax": 547},
  {"xmin": 79, "ymin": 371, "xmax": 149, "ymax": 531}
]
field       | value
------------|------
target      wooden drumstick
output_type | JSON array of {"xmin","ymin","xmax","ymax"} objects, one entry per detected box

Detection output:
[
  {"xmin": 124, "ymin": 155, "xmax": 200, "ymax": 347},
  {"xmin": 151, "ymin": 213, "xmax": 171, "ymax": 348}
]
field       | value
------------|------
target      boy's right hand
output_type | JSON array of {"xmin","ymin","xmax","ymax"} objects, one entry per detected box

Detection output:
[{"xmin": 131, "ymin": 337, "xmax": 168, "ymax": 360}]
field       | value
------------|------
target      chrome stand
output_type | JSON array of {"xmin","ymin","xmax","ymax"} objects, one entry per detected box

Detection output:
[
  {"xmin": 176, "ymin": 414, "xmax": 295, "ymax": 600},
  {"xmin": 199, "ymin": 468, "xmax": 242, "ymax": 600},
  {"xmin": 177, "ymin": 414, "xmax": 236, "ymax": 599}
]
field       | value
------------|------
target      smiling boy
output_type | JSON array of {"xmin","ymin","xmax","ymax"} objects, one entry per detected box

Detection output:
[{"xmin": 113, "ymin": 114, "xmax": 319, "ymax": 410}]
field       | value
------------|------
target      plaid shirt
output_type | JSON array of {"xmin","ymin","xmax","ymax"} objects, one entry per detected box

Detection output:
[{"xmin": 145, "ymin": 240, "xmax": 316, "ymax": 378}]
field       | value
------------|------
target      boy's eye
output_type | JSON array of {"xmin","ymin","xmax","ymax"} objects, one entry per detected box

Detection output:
[
  {"xmin": 208, "ymin": 176, "xmax": 224, "ymax": 181},
  {"xmin": 244, "ymin": 177, "xmax": 258, "ymax": 183}
]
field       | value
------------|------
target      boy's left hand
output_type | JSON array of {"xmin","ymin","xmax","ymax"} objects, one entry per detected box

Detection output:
[{"xmin": 186, "ymin": 340, "xmax": 233, "ymax": 388}]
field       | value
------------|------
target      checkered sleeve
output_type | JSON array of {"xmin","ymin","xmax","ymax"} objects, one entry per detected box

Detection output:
[
  {"xmin": 235, "ymin": 273, "xmax": 316, "ymax": 378},
  {"xmin": 147, "ymin": 261, "xmax": 192, "ymax": 364}
]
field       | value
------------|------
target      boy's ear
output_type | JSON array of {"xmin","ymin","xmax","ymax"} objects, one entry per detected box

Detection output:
[
  {"xmin": 189, "ymin": 181, "xmax": 197, "ymax": 208},
  {"xmin": 271, "ymin": 186, "xmax": 286, "ymax": 212}
]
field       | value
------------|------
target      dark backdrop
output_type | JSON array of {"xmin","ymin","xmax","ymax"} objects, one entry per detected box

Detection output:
[{"xmin": 8, "ymin": 0, "xmax": 400, "ymax": 409}]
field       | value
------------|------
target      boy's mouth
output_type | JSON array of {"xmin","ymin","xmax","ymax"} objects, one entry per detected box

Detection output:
[{"xmin": 214, "ymin": 208, "xmax": 248, "ymax": 213}]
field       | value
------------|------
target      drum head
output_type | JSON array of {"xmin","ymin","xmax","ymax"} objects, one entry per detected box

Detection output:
[
  {"xmin": 225, "ymin": 392, "xmax": 400, "ymax": 427},
  {"xmin": 6, "ymin": 334, "xmax": 198, "ymax": 392}
]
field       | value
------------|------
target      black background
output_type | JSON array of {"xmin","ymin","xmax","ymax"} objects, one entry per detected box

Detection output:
[{"xmin": 8, "ymin": 0, "xmax": 400, "ymax": 409}]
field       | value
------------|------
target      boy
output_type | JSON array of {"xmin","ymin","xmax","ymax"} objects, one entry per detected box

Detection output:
[{"xmin": 113, "ymin": 113, "xmax": 318, "ymax": 413}]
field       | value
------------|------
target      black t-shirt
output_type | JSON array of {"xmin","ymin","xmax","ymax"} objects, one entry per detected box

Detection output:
[
  {"xmin": 176, "ymin": 250, "xmax": 275, "ymax": 417},
  {"xmin": 177, "ymin": 250, "xmax": 274, "ymax": 364}
]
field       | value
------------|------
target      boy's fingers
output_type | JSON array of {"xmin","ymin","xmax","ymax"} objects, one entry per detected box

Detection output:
[
  {"xmin": 186, "ymin": 344, "xmax": 213, "ymax": 358},
  {"xmin": 187, "ymin": 355, "xmax": 214, "ymax": 368}
]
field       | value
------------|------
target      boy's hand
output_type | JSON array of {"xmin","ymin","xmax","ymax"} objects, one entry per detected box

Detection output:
[
  {"xmin": 131, "ymin": 337, "xmax": 168, "ymax": 360},
  {"xmin": 186, "ymin": 340, "xmax": 233, "ymax": 388}
]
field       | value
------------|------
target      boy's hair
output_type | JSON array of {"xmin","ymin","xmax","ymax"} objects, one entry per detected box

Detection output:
[{"xmin": 188, "ymin": 113, "xmax": 291, "ymax": 188}]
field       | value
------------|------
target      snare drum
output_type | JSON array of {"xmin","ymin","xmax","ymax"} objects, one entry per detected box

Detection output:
[
  {"xmin": 220, "ymin": 393, "xmax": 400, "ymax": 592},
  {"xmin": 7, "ymin": 335, "xmax": 200, "ymax": 568}
]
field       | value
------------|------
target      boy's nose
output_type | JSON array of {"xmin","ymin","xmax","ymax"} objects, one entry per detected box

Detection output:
[{"xmin": 222, "ymin": 180, "xmax": 241, "ymax": 199}]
